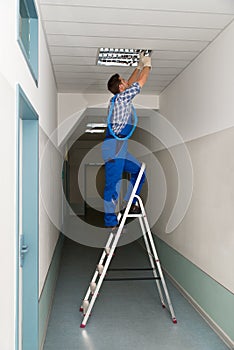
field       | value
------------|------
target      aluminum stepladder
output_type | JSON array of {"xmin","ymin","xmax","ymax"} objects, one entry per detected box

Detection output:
[{"xmin": 80, "ymin": 162, "xmax": 177, "ymax": 328}]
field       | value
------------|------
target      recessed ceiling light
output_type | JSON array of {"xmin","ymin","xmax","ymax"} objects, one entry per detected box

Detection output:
[
  {"xmin": 86, "ymin": 123, "xmax": 107, "ymax": 128},
  {"xmin": 85, "ymin": 129, "xmax": 106, "ymax": 134},
  {"xmin": 97, "ymin": 48, "xmax": 152, "ymax": 67}
]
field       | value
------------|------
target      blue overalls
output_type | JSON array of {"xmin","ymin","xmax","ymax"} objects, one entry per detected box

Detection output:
[{"xmin": 102, "ymin": 99, "xmax": 146, "ymax": 227}]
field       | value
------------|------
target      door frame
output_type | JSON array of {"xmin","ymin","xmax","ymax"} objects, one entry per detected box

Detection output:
[{"xmin": 16, "ymin": 85, "xmax": 39, "ymax": 350}]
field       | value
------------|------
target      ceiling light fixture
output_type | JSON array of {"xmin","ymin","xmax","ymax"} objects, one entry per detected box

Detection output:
[
  {"xmin": 97, "ymin": 48, "xmax": 152, "ymax": 67},
  {"xmin": 85, "ymin": 129, "xmax": 106, "ymax": 134},
  {"xmin": 86, "ymin": 123, "xmax": 107, "ymax": 128}
]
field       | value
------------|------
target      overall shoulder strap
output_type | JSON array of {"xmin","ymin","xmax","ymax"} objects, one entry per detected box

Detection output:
[{"xmin": 111, "ymin": 94, "xmax": 118, "ymax": 103}]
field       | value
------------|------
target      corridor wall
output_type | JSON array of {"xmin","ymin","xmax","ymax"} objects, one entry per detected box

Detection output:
[
  {"xmin": 154, "ymin": 19, "xmax": 234, "ymax": 347},
  {"xmin": 0, "ymin": 1, "xmax": 60, "ymax": 349}
]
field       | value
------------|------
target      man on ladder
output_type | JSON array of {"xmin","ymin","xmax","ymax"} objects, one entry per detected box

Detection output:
[
  {"xmin": 80, "ymin": 53, "xmax": 177, "ymax": 327},
  {"xmin": 102, "ymin": 53, "xmax": 152, "ymax": 229},
  {"xmin": 80, "ymin": 161, "xmax": 177, "ymax": 327}
]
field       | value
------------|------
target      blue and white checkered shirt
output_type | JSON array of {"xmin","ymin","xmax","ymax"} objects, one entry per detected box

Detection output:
[{"xmin": 109, "ymin": 82, "xmax": 141, "ymax": 135}]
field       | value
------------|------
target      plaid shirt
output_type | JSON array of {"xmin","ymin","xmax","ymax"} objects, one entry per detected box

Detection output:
[{"xmin": 109, "ymin": 82, "xmax": 141, "ymax": 135}]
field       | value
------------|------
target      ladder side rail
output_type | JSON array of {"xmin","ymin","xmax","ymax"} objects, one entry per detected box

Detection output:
[
  {"xmin": 81, "ymin": 222, "xmax": 125, "ymax": 327},
  {"xmin": 138, "ymin": 215, "xmax": 166, "ymax": 307},
  {"xmin": 146, "ymin": 228, "xmax": 176, "ymax": 321},
  {"xmin": 137, "ymin": 197, "xmax": 176, "ymax": 321},
  {"xmin": 81, "ymin": 233, "xmax": 115, "ymax": 305},
  {"xmin": 81, "ymin": 165, "xmax": 146, "ymax": 327},
  {"xmin": 118, "ymin": 163, "xmax": 146, "ymax": 224}
]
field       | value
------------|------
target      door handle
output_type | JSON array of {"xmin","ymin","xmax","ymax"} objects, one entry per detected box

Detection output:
[
  {"xmin": 21, "ymin": 244, "xmax": 29, "ymax": 254},
  {"xmin": 20, "ymin": 235, "xmax": 29, "ymax": 267}
]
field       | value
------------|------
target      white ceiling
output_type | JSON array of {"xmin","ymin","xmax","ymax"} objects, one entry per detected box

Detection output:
[{"xmin": 38, "ymin": 0, "xmax": 234, "ymax": 95}]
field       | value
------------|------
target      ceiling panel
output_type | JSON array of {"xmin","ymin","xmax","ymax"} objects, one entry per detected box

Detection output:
[
  {"xmin": 44, "ymin": 22, "xmax": 220, "ymax": 41},
  {"xmin": 51, "ymin": 56, "xmax": 96, "ymax": 65},
  {"xmin": 151, "ymin": 51, "xmax": 198, "ymax": 60},
  {"xmin": 54, "ymin": 68, "xmax": 182, "ymax": 76},
  {"xmin": 38, "ymin": 0, "xmax": 234, "ymax": 94},
  {"xmin": 39, "ymin": 0, "xmax": 234, "ymax": 15},
  {"xmin": 52, "ymin": 55, "xmax": 190, "ymax": 68},
  {"xmin": 50, "ymin": 46, "xmax": 97, "ymax": 56},
  {"xmin": 47, "ymin": 35, "xmax": 209, "ymax": 51},
  {"xmin": 53, "ymin": 65, "xmax": 129, "ymax": 74},
  {"xmin": 41, "ymin": 5, "xmax": 234, "ymax": 29}
]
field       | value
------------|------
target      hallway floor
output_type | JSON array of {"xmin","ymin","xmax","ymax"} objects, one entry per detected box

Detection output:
[{"xmin": 43, "ymin": 237, "xmax": 229, "ymax": 350}]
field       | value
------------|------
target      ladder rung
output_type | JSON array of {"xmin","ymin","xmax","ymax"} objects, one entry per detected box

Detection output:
[
  {"xmin": 105, "ymin": 277, "xmax": 161, "ymax": 281},
  {"xmin": 109, "ymin": 268, "xmax": 156, "ymax": 271},
  {"xmin": 125, "ymin": 214, "xmax": 143, "ymax": 217}
]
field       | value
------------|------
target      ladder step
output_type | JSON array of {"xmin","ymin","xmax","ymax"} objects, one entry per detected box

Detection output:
[
  {"xmin": 105, "ymin": 247, "xmax": 111, "ymax": 255},
  {"xmin": 97, "ymin": 264, "xmax": 104, "ymax": 275},
  {"xmin": 82, "ymin": 300, "xmax": 89, "ymax": 314},
  {"xmin": 109, "ymin": 268, "xmax": 156, "ymax": 271},
  {"xmin": 124, "ymin": 214, "xmax": 143, "ymax": 217},
  {"xmin": 90, "ymin": 282, "xmax": 97, "ymax": 294},
  {"xmin": 105, "ymin": 277, "xmax": 161, "ymax": 281}
]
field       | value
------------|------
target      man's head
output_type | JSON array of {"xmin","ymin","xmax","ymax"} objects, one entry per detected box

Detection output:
[{"xmin": 107, "ymin": 74, "xmax": 129, "ymax": 94}]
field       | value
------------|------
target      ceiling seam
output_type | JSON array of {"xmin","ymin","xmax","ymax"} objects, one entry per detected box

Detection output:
[
  {"xmin": 46, "ymin": 33, "xmax": 210, "ymax": 43},
  {"xmin": 54, "ymin": 71, "xmax": 180, "ymax": 76},
  {"xmin": 42, "ymin": 20, "xmax": 224, "ymax": 31},
  {"xmin": 50, "ymin": 55, "xmax": 194, "ymax": 61},
  {"xmin": 49, "ymin": 45, "xmax": 201, "ymax": 53}
]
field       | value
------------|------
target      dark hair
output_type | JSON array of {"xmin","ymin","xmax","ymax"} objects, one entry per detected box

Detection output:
[{"xmin": 107, "ymin": 73, "xmax": 121, "ymax": 94}]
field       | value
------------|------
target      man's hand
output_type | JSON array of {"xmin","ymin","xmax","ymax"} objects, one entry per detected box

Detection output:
[
  {"xmin": 141, "ymin": 55, "xmax": 152, "ymax": 68},
  {"xmin": 137, "ymin": 52, "xmax": 144, "ymax": 70},
  {"xmin": 137, "ymin": 55, "xmax": 152, "ymax": 88},
  {"xmin": 128, "ymin": 53, "xmax": 151, "ymax": 86}
]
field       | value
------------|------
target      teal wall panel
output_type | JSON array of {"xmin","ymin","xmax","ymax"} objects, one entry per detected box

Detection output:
[
  {"xmin": 39, "ymin": 234, "xmax": 64, "ymax": 349},
  {"xmin": 154, "ymin": 236, "xmax": 234, "ymax": 342}
]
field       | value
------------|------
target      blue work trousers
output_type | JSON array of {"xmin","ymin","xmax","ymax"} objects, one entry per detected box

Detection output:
[{"xmin": 102, "ymin": 138, "xmax": 146, "ymax": 227}]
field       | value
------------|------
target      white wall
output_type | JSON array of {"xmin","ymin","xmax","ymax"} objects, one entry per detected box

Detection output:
[
  {"xmin": 0, "ymin": 72, "xmax": 16, "ymax": 350},
  {"xmin": 156, "ymin": 20, "xmax": 234, "ymax": 292},
  {"xmin": 159, "ymin": 20, "xmax": 234, "ymax": 143},
  {"xmin": 0, "ymin": 1, "xmax": 59, "ymax": 349}
]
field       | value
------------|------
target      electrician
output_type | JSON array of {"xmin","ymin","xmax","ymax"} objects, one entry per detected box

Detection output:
[{"xmin": 102, "ymin": 53, "xmax": 152, "ymax": 229}]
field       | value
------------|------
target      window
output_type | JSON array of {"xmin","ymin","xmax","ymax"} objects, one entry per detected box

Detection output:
[{"xmin": 18, "ymin": 0, "xmax": 38, "ymax": 85}]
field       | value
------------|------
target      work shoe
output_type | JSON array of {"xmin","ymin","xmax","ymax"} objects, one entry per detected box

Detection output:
[
  {"xmin": 120, "ymin": 201, "xmax": 141, "ymax": 215},
  {"xmin": 129, "ymin": 204, "xmax": 141, "ymax": 214}
]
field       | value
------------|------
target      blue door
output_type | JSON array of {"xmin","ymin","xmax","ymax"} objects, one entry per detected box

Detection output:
[{"xmin": 17, "ymin": 86, "xmax": 39, "ymax": 350}]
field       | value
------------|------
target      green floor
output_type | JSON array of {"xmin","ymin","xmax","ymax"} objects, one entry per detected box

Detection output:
[{"xmin": 43, "ymin": 237, "xmax": 229, "ymax": 350}]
